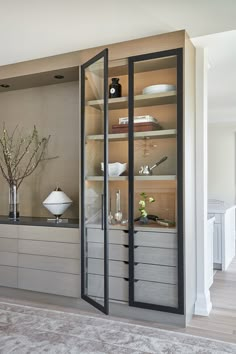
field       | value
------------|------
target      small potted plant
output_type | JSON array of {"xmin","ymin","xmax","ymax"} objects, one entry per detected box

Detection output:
[{"xmin": 138, "ymin": 192, "xmax": 155, "ymax": 224}]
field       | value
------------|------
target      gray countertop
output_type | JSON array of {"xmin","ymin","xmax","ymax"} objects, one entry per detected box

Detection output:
[{"xmin": 0, "ymin": 215, "xmax": 79, "ymax": 228}]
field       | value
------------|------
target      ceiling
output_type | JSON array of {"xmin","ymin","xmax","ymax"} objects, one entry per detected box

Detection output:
[{"xmin": 0, "ymin": 0, "xmax": 235, "ymax": 123}]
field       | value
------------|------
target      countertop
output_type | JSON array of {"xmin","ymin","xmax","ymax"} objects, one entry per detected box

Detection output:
[{"xmin": 0, "ymin": 215, "xmax": 79, "ymax": 228}]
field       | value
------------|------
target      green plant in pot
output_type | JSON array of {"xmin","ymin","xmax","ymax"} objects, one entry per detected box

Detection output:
[
  {"xmin": 0, "ymin": 124, "xmax": 55, "ymax": 220},
  {"xmin": 137, "ymin": 192, "xmax": 155, "ymax": 224}
]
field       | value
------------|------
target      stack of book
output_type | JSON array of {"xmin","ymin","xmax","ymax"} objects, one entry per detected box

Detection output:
[{"xmin": 112, "ymin": 115, "xmax": 162, "ymax": 133}]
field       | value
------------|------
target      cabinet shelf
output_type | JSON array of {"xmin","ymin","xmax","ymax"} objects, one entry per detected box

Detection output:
[
  {"xmin": 86, "ymin": 129, "xmax": 177, "ymax": 142},
  {"xmin": 87, "ymin": 91, "xmax": 176, "ymax": 110},
  {"xmin": 86, "ymin": 175, "xmax": 176, "ymax": 181}
]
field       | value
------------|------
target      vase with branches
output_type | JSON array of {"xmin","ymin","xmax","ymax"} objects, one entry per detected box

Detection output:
[{"xmin": 0, "ymin": 124, "xmax": 56, "ymax": 220}]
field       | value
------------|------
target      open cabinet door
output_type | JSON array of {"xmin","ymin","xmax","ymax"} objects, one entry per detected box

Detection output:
[{"xmin": 81, "ymin": 49, "xmax": 109, "ymax": 314}]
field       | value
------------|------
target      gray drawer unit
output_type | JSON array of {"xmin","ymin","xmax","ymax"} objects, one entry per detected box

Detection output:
[
  {"xmin": 134, "ymin": 263, "xmax": 177, "ymax": 284},
  {"xmin": 88, "ymin": 259, "xmax": 128, "ymax": 278},
  {"xmin": 18, "ymin": 225, "xmax": 80, "ymax": 243},
  {"xmin": 0, "ymin": 251, "xmax": 18, "ymax": 267},
  {"xmin": 134, "ymin": 280, "xmax": 178, "ymax": 308},
  {"xmin": 0, "ymin": 238, "xmax": 18, "ymax": 253},
  {"xmin": 18, "ymin": 240, "xmax": 80, "ymax": 259},
  {"xmin": 88, "ymin": 274, "xmax": 128, "ymax": 302},
  {"xmin": 87, "ymin": 228, "xmax": 128, "ymax": 245},
  {"xmin": 18, "ymin": 268, "xmax": 80, "ymax": 297},
  {"xmin": 18, "ymin": 254, "xmax": 80, "ymax": 274},
  {"xmin": 0, "ymin": 265, "xmax": 17, "ymax": 288},
  {"xmin": 0, "ymin": 225, "xmax": 18, "ymax": 239},
  {"xmin": 134, "ymin": 231, "xmax": 177, "ymax": 249},
  {"xmin": 135, "ymin": 246, "xmax": 177, "ymax": 267},
  {"xmin": 88, "ymin": 243, "xmax": 128, "ymax": 261}
]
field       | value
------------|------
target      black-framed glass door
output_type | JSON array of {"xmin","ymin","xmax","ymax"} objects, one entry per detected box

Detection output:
[
  {"xmin": 128, "ymin": 48, "xmax": 184, "ymax": 314},
  {"xmin": 81, "ymin": 49, "xmax": 109, "ymax": 314}
]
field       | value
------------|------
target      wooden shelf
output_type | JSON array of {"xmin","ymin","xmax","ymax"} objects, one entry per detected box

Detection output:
[
  {"xmin": 86, "ymin": 129, "xmax": 177, "ymax": 142},
  {"xmin": 87, "ymin": 91, "xmax": 176, "ymax": 110},
  {"xmin": 86, "ymin": 175, "xmax": 176, "ymax": 181}
]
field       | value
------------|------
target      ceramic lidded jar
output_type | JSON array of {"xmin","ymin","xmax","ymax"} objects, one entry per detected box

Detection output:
[
  {"xmin": 109, "ymin": 78, "xmax": 122, "ymax": 98},
  {"xmin": 43, "ymin": 187, "xmax": 72, "ymax": 221}
]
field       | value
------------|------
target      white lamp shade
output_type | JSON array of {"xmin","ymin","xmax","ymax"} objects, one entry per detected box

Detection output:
[{"xmin": 43, "ymin": 190, "xmax": 72, "ymax": 217}]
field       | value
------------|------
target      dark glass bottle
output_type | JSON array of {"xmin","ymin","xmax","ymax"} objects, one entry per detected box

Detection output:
[{"xmin": 109, "ymin": 78, "xmax": 122, "ymax": 98}]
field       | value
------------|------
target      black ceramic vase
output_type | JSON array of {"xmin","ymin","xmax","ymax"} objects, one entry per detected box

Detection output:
[{"xmin": 109, "ymin": 78, "xmax": 122, "ymax": 98}]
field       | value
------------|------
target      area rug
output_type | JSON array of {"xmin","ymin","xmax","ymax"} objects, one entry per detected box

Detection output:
[{"xmin": 0, "ymin": 302, "xmax": 235, "ymax": 353}]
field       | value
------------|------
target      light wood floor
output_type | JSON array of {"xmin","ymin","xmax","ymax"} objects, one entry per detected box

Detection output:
[{"xmin": 183, "ymin": 256, "xmax": 236, "ymax": 343}]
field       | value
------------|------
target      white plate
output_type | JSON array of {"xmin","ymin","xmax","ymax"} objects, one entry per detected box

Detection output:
[{"xmin": 142, "ymin": 84, "xmax": 176, "ymax": 95}]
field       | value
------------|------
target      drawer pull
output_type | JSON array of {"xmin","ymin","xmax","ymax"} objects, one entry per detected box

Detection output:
[
  {"xmin": 123, "ymin": 261, "xmax": 129, "ymax": 264},
  {"xmin": 123, "ymin": 245, "xmax": 129, "ymax": 248},
  {"xmin": 124, "ymin": 277, "xmax": 129, "ymax": 281},
  {"xmin": 123, "ymin": 230, "xmax": 129, "ymax": 234},
  {"xmin": 124, "ymin": 277, "xmax": 139, "ymax": 282}
]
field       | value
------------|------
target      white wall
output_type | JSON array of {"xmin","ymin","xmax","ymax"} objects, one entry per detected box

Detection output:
[{"xmin": 208, "ymin": 122, "xmax": 236, "ymax": 205}]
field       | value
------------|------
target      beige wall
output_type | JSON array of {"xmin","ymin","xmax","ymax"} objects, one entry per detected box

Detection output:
[
  {"xmin": 208, "ymin": 122, "xmax": 236, "ymax": 205},
  {"xmin": 0, "ymin": 81, "xmax": 79, "ymax": 218}
]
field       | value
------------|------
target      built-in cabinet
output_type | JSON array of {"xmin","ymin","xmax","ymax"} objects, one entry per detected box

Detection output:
[
  {"xmin": 81, "ymin": 48, "xmax": 183, "ymax": 314},
  {"xmin": 0, "ymin": 30, "xmax": 196, "ymax": 326}
]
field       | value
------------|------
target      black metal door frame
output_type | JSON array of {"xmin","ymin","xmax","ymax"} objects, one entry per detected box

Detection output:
[{"xmin": 128, "ymin": 48, "xmax": 184, "ymax": 314}]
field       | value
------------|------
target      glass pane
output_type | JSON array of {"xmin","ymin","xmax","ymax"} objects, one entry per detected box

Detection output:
[
  {"xmin": 83, "ymin": 56, "xmax": 106, "ymax": 308},
  {"xmin": 132, "ymin": 55, "xmax": 178, "ymax": 308}
]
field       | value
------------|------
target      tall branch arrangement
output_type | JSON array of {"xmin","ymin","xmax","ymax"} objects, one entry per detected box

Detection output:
[{"xmin": 0, "ymin": 124, "xmax": 55, "ymax": 189}]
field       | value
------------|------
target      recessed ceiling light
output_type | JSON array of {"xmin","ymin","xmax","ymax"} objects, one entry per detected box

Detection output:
[
  {"xmin": 0, "ymin": 84, "xmax": 10, "ymax": 88},
  {"xmin": 54, "ymin": 75, "xmax": 64, "ymax": 80}
]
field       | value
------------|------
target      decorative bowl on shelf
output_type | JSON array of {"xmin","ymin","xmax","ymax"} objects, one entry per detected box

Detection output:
[
  {"xmin": 101, "ymin": 162, "xmax": 127, "ymax": 177},
  {"xmin": 142, "ymin": 84, "xmax": 176, "ymax": 95},
  {"xmin": 43, "ymin": 187, "xmax": 72, "ymax": 222}
]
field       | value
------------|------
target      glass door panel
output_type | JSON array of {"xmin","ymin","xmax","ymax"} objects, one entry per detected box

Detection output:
[
  {"xmin": 128, "ymin": 49, "xmax": 183, "ymax": 313},
  {"xmin": 81, "ymin": 49, "xmax": 109, "ymax": 314}
]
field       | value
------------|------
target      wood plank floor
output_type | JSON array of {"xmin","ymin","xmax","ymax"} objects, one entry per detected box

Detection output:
[{"xmin": 184, "ymin": 257, "xmax": 236, "ymax": 343}]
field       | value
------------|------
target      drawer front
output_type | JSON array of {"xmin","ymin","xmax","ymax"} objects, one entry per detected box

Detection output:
[
  {"xmin": 88, "ymin": 243, "xmax": 128, "ymax": 261},
  {"xmin": 18, "ymin": 268, "xmax": 80, "ymax": 297},
  {"xmin": 0, "ymin": 238, "xmax": 18, "ymax": 253},
  {"xmin": 0, "ymin": 265, "xmax": 17, "ymax": 288},
  {"xmin": 0, "ymin": 252, "xmax": 18, "ymax": 267},
  {"xmin": 135, "ymin": 247, "xmax": 177, "ymax": 267},
  {"xmin": 18, "ymin": 225, "xmax": 80, "ymax": 243},
  {"xmin": 18, "ymin": 254, "xmax": 80, "ymax": 274},
  {"xmin": 134, "ymin": 231, "xmax": 177, "ymax": 249},
  {"xmin": 0, "ymin": 225, "xmax": 18, "ymax": 239},
  {"xmin": 88, "ymin": 274, "xmax": 128, "ymax": 302},
  {"xmin": 135, "ymin": 280, "xmax": 178, "ymax": 308},
  {"xmin": 88, "ymin": 259, "xmax": 128, "ymax": 278},
  {"xmin": 19, "ymin": 240, "xmax": 80, "ymax": 259},
  {"xmin": 134, "ymin": 263, "xmax": 177, "ymax": 284},
  {"xmin": 87, "ymin": 228, "xmax": 128, "ymax": 245}
]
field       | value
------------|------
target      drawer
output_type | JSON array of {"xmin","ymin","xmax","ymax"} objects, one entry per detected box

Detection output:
[
  {"xmin": 134, "ymin": 263, "xmax": 177, "ymax": 284},
  {"xmin": 88, "ymin": 243, "xmax": 128, "ymax": 261},
  {"xmin": 87, "ymin": 228, "xmax": 128, "ymax": 245},
  {"xmin": 135, "ymin": 247, "xmax": 177, "ymax": 267},
  {"xmin": 88, "ymin": 259, "xmax": 128, "ymax": 278},
  {"xmin": 19, "ymin": 240, "xmax": 80, "ymax": 259},
  {"xmin": 18, "ymin": 254, "xmax": 80, "ymax": 274},
  {"xmin": 0, "ymin": 225, "xmax": 18, "ymax": 239},
  {"xmin": 88, "ymin": 274, "xmax": 128, "ymax": 302},
  {"xmin": 0, "ymin": 265, "xmax": 17, "ymax": 288},
  {"xmin": 134, "ymin": 231, "xmax": 177, "ymax": 249},
  {"xmin": 18, "ymin": 225, "xmax": 80, "ymax": 243},
  {"xmin": 0, "ymin": 252, "xmax": 18, "ymax": 267},
  {"xmin": 134, "ymin": 280, "xmax": 178, "ymax": 308},
  {"xmin": 0, "ymin": 238, "xmax": 18, "ymax": 252},
  {"xmin": 18, "ymin": 268, "xmax": 80, "ymax": 297}
]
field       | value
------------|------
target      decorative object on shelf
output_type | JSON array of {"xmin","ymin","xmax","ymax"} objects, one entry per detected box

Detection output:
[
  {"xmin": 139, "ymin": 156, "xmax": 168, "ymax": 175},
  {"xmin": 118, "ymin": 115, "xmax": 158, "ymax": 125},
  {"xmin": 142, "ymin": 84, "xmax": 176, "ymax": 95},
  {"xmin": 114, "ymin": 190, "xmax": 122, "ymax": 223},
  {"xmin": 109, "ymin": 77, "xmax": 122, "ymax": 98},
  {"xmin": 108, "ymin": 196, "xmax": 114, "ymax": 224},
  {"xmin": 43, "ymin": 187, "xmax": 72, "ymax": 223},
  {"xmin": 112, "ymin": 122, "xmax": 161, "ymax": 133},
  {"xmin": 101, "ymin": 162, "xmax": 127, "ymax": 177},
  {"xmin": 137, "ymin": 192, "xmax": 155, "ymax": 224},
  {"xmin": 0, "ymin": 124, "xmax": 56, "ymax": 220}
]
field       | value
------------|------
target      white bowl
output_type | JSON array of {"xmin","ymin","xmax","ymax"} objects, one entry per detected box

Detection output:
[
  {"xmin": 101, "ymin": 162, "xmax": 127, "ymax": 177},
  {"xmin": 142, "ymin": 84, "xmax": 176, "ymax": 95}
]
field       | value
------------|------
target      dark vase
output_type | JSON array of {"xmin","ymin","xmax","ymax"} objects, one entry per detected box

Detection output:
[
  {"xmin": 109, "ymin": 78, "xmax": 122, "ymax": 98},
  {"xmin": 9, "ymin": 183, "xmax": 19, "ymax": 220}
]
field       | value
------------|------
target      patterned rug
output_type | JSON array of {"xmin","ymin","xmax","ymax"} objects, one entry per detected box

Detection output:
[{"xmin": 0, "ymin": 301, "xmax": 235, "ymax": 353}]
